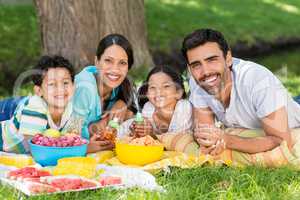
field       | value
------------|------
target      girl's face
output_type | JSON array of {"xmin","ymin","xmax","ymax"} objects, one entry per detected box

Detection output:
[
  {"xmin": 35, "ymin": 67, "xmax": 74, "ymax": 109},
  {"xmin": 95, "ymin": 45, "xmax": 129, "ymax": 89},
  {"xmin": 146, "ymin": 72, "xmax": 183, "ymax": 109}
]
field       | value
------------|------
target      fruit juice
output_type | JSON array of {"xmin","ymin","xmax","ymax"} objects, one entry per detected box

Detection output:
[
  {"xmin": 97, "ymin": 118, "xmax": 119, "ymax": 142},
  {"xmin": 53, "ymin": 157, "xmax": 97, "ymax": 178},
  {"xmin": 135, "ymin": 112, "xmax": 144, "ymax": 124}
]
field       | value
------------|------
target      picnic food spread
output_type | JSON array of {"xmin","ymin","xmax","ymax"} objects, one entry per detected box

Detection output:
[
  {"xmin": 31, "ymin": 133, "xmax": 87, "ymax": 147},
  {"xmin": 98, "ymin": 118, "xmax": 119, "ymax": 142},
  {"xmin": 29, "ymin": 130, "xmax": 89, "ymax": 166},
  {"xmin": 7, "ymin": 167, "xmax": 51, "ymax": 180},
  {"xmin": 53, "ymin": 157, "xmax": 97, "ymax": 178},
  {"xmin": 116, "ymin": 136, "xmax": 164, "ymax": 166},
  {"xmin": 0, "ymin": 154, "xmax": 34, "ymax": 168},
  {"xmin": 0, "ymin": 128, "xmax": 164, "ymax": 195},
  {"xmin": 43, "ymin": 129, "xmax": 61, "ymax": 138},
  {"xmin": 122, "ymin": 135, "xmax": 162, "ymax": 146}
]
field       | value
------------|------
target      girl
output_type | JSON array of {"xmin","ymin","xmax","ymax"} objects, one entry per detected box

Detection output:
[
  {"xmin": 132, "ymin": 65, "xmax": 192, "ymax": 136},
  {"xmin": 73, "ymin": 34, "xmax": 135, "ymax": 153},
  {"xmin": 121, "ymin": 66, "xmax": 198, "ymax": 155}
]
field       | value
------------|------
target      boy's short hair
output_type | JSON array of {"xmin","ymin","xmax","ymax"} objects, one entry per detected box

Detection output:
[
  {"xmin": 181, "ymin": 28, "xmax": 230, "ymax": 62},
  {"xmin": 32, "ymin": 55, "xmax": 75, "ymax": 86}
]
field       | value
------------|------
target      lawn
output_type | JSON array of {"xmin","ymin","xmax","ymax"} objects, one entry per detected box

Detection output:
[
  {"xmin": 146, "ymin": 0, "xmax": 300, "ymax": 51},
  {"xmin": 1, "ymin": 166, "xmax": 300, "ymax": 200}
]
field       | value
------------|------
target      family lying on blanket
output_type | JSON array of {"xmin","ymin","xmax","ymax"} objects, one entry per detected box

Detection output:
[{"xmin": 1, "ymin": 28, "xmax": 300, "ymax": 168}]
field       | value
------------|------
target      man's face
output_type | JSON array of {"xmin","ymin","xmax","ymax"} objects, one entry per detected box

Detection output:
[{"xmin": 186, "ymin": 42, "xmax": 232, "ymax": 96}]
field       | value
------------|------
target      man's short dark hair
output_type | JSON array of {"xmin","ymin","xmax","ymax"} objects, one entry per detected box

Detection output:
[
  {"xmin": 32, "ymin": 55, "xmax": 75, "ymax": 86},
  {"xmin": 181, "ymin": 28, "xmax": 230, "ymax": 63}
]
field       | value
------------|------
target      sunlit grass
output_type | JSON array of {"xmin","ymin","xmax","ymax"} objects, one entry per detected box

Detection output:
[{"xmin": 146, "ymin": 0, "xmax": 300, "ymax": 51}]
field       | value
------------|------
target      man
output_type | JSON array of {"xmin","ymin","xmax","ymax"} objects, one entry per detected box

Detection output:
[{"xmin": 181, "ymin": 28, "xmax": 300, "ymax": 156}]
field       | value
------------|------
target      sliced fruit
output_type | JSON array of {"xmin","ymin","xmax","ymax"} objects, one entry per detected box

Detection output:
[
  {"xmin": 0, "ymin": 154, "xmax": 34, "ymax": 168},
  {"xmin": 7, "ymin": 167, "xmax": 51, "ymax": 180},
  {"xmin": 99, "ymin": 176, "xmax": 122, "ymax": 186},
  {"xmin": 53, "ymin": 157, "xmax": 97, "ymax": 178},
  {"xmin": 44, "ymin": 129, "xmax": 61, "ymax": 138}
]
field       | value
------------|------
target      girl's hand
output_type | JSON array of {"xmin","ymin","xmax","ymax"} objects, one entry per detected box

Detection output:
[
  {"xmin": 130, "ymin": 118, "xmax": 153, "ymax": 138},
  {"xmin": 109, "ymin": 100, "xmax": 128, "ymax": 123},
  {"xmin": 87, "ymin": 134, "xmax": 114, "ymax": 153}
]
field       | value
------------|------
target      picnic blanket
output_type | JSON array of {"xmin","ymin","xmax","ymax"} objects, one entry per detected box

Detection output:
[
  {"xmin": 105, "ymin": 151, "xmax": 213, "ymax": 172},
  {"xmin": 216, "ymin": 128, "xmax": 300, "ymax": 169},
  {"xmin": 99, "ymin": 128, "xmax": 300, "ymax": 170}
]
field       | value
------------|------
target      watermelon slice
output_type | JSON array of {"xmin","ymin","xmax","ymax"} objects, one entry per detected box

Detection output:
[
  {"xmin": 40, "ymin": 176, "xmax": 99, "ymax": 191},
  {"xmin": 7, "ymin": 167, "xmax": 51, "ymax": 180},
  {"xmin": 99, "ymin": 176, "xmax": 122, "ymax": 186},
  {"xmin": 24, "ymin": 181, "xmax": 59, "ymax": 194}
]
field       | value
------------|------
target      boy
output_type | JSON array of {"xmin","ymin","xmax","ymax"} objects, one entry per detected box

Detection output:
[{"xmin": 0, "ymin": 55, "xmax": 78, "ymax": 153}]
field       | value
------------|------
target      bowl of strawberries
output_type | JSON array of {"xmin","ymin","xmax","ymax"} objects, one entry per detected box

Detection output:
[{"xmin": 29, "ymin": 132, "xmax": 88, "ymax": 166}]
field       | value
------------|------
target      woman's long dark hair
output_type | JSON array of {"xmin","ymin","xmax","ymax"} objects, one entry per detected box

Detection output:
[
  {"xmin": 138, "ymin": 65, "xmax": 186, "ymax": 108},
  {"xmin": 96, "ymin": 33, "xmax": 135, "ymax": 112}
]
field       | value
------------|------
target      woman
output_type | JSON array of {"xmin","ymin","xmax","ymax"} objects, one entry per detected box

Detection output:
[{"xmin": 73, "ymin": 34, "xmax": 135, "ymax": 153}]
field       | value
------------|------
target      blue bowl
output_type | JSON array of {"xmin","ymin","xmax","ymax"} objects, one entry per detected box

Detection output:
[{"xmin": 28, "ymin": 139, "xmax": 89, "ymax": 166}]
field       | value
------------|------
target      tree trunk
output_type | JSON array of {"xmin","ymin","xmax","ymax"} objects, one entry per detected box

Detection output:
[{"xmin": 34, "ymin": 0, "xmax": 153, "ymax": 70}]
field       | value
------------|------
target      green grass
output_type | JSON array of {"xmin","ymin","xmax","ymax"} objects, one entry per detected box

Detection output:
[
  {"xmin": 1, "ymin": 166, "xmax": 300, "ymax": 199},
  {"xmin": 146, "ymin": 0, "xmax": 300, "ymax": 51}
]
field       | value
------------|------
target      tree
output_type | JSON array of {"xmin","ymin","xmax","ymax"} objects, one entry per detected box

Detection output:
[{"xmin": 34, "ymin": 0, "xmax": 153, "ymax": 70}]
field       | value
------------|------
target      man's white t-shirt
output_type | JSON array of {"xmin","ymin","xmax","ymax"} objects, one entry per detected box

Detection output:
[{"xmin": 189, "ymin": 58, "xmax": 300, "ymax": 129}]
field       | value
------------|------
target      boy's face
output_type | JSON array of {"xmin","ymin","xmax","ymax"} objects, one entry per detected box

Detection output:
[
  {"xmin": 186, "ymin": 42, "xmax": 232, "ymax": 96},
  {"xmin": 35, "ymin": 67, "xmax": 74, "ymax": 109}
]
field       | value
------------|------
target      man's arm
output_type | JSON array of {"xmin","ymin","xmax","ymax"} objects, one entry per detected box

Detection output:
[
  {"xmin": 224, "ymin": 134, "xmax": 282, "ymax": 154},
  {"xmin": 194, "ymin": 107, "xmax": 287, "ymax": 154},
  {"xmin": 224, "ymin": 107, "xmax": 289, "ymax": 153},
  {"xmin": 261, "ymin": 106, "xmax": 292, "ymax": 148}
]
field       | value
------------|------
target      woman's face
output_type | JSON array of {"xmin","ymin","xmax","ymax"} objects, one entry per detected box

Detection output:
[
  {"xmin": 146, "ymin": 72, "xmax": 183, "ymax": 109},
  {"xmin": 95, "ymin": 45, "xmax": 129, "ymax": 89}
]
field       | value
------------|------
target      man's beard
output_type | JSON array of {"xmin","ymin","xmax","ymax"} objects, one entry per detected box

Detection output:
[{"xmin": 201, "ymin": 79, "xmax": 223, "ymax": 96}]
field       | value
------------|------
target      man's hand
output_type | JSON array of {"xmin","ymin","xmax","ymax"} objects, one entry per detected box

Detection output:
[
  {"xmin": 194, "ymin": 126, "xmax": 226, "ymax": 156},
  {"xmin": 194, "ymin": 126, "xmax": 224, "ymax": 147}
]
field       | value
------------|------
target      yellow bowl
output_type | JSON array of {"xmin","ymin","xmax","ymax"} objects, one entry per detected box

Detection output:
[{"xmin": 115, "ymin": 142, "xmax": 164, "ymax": 166}]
